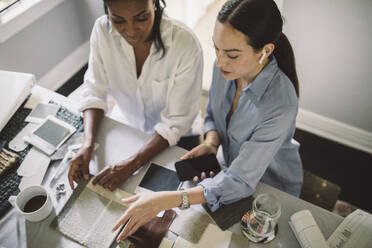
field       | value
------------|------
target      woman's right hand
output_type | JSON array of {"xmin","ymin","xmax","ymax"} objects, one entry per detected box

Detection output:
[
  {"xmin": 180, "ymin": 143, "xmax": 218, "ymax": 183},
  {"xmin": 68, "ymin": 144, "xmax": 94, "ymax": 190}
]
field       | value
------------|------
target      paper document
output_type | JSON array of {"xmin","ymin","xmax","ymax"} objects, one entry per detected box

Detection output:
[
  {"xmin": 327, "ymin": 209, "xmax": 372, "ymax": 248},
  {"xmin": 288, "ymin": 210, "xmax": 329, "ymax": 248},
  {"xmin": 0, "ymin": 0, "xmax": 19, "ymax": 12},
  {"xmin": 53, "ymin": 179, "xmax": 132, "ymax": 248},
  {"xmin": 18, "ymin": 147, "xmax": 51, "ymax": 190}
]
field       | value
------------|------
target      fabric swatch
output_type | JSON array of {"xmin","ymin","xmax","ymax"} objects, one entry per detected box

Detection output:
[
  {"xmin": 170, "ymin": 208, "xmax": 212, "ymax": 243},
  {"xmin": 52, "ymin": 179, "xmax": 131, "ymax": 248},
  {"xmin": 173, "ymin": 223, "xmax": 232, "ymax": 248}
]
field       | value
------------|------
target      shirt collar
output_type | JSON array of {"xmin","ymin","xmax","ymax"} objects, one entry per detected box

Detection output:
[
  {"xmin": 108, "ymin": 16, "xmax": 119, "ymax": 36},
  {"xmin": 108, "ymin": 14, "xmax": 173, "ymax": 48},
  {"xmin": 159, "ymin": 15, "xmax": 173, "ymax": 48},
  {"xmin": 245, "ymin": 56, "xmax": 279, "ymax": 100}
]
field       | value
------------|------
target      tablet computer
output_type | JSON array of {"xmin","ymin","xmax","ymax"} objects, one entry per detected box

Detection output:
[
  {"xmin": 138, "ymin": 163, "xmax": 181, "ymax": 192},
  {"xmin": 24, "ymin": 115, "xmax": 76, "ymax": 155}
]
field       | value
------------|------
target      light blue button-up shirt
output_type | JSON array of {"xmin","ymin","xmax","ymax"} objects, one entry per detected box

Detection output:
[{"xmin": 199, "ymin": 57, "xmax": 303, "ymax": 211}]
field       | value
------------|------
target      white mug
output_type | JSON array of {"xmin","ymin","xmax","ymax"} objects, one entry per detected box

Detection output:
[{"xmin": 9, "ymin": 185, "xmax": 53, "ymax": 222}]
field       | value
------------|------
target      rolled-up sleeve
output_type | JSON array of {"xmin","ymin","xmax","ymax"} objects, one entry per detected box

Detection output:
[
  {"xmin": 78, "ymin": 20, "xmax": 109, "ymax": 113},
  {"xmin": 203, "ymin": 92, "xmax": 217, "ymax": 134},
  {"xmin": 154, "ymin": 46, "xmax": 203, "ymax": 146},
  {"xmin": 199, "ymin": 105, "xmax": 297, "ymax": 211}
]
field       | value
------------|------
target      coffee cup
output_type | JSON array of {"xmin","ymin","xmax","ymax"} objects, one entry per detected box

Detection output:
[{"xmin": 9, "ymin": 185, "xmax": 53, "ymax": 222}]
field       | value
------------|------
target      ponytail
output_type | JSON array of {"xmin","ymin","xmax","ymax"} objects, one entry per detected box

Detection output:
[
  {"xmin": 218, "ymin": 0, "xmax": 300, "ymax": 98},
  {"xmin": 273, "ymin": 33, "xmax": 299, "ymax": 97}
]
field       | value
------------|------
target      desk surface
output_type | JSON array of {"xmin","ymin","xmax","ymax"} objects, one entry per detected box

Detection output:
[{"xmin": 0, "ymin": 86, "xmax": 344, "ymax": 248}]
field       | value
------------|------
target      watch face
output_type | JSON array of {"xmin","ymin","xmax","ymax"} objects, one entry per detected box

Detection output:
[{"xmin": 179, "ymin": 191, "xmax": 190, "ymax": 209}]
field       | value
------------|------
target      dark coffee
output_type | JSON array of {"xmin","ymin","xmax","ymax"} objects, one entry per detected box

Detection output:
[{"xmin": 23, "ymin": 195, "xmax": 47, "ymax": 213}]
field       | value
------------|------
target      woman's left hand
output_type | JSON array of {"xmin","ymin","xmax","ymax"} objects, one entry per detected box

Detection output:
[
  {"xmin": 93, "ymin": 158, "xmax": 139, "ymax": 191},
  {"xmin": 112, "ymin": 192, "xmax": 167, "ymax": 242}
]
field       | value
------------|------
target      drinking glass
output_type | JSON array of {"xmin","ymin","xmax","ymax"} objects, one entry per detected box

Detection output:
[{"xmin": 241, "ymin": 193, "xmax": 281, "ymax": 243}]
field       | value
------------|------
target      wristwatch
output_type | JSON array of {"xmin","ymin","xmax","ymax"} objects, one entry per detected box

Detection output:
[{"xmin": 178, "ymin": 190, "xmax": 190, "ymax": 210}]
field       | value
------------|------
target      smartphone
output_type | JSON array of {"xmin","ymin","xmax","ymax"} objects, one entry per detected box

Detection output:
[{"xmin": 174, "ymin": 154, "xmax": 221, "ymax": 181}]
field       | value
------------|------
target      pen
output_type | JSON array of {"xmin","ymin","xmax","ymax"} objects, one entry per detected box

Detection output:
[
  {"xmin": 49, "ymin": 143, "xmax": 99, "ymax": 186},
  {"xmin": 49, "ymin": 149, "xmax": 75, "ymax": 186}
]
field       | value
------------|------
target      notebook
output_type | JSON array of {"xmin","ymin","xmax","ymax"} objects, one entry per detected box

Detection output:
[
  {"xmin": 0, "ymin": 70, "xmax": 34, "ymax": 132},
  {"xmin": 202, "ymin": 196, "xmax": 254, "ymax": 231}
]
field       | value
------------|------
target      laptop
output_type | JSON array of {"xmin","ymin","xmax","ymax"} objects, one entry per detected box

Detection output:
[{"xmin": 0, "ymin": 70, "xmax": 35, "ymax": 132}]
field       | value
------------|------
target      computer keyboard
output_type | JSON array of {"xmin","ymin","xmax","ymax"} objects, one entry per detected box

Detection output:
[{"xmin": 0, "ymin": 100, "xmax": 83, "ymax": 217}]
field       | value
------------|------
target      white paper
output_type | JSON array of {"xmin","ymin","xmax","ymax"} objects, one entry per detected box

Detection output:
[
  {"xmin": 327, "ymin": 209, "xmax": 372, "ymax": 248},
  {"xmin": 24, "ymin": 85, "xmax": 51, "ymax": 109},
  {"xmin": 18, "ymin": 148, "xmax": 51, "ymax": 190},
  {"xmin": 95, "ymin": 117, "xmax": 151, "ymax": 194},
  {"xmin": 17, "ymin": 147, "xmax": 49, "ymax": 177},
  {"xmin": 9, "ymin": 123, "xmax": 38, "ymax": 152},
  {"xmin": 0, "ymin": 0, "xmax": 18, "ymax": 11},
  {"xmin": 24, "ymin": 85, "xmax": 79, "ymax": 115},
  {"xmin": 25, "ymin": 103, "xmax": 60, "ymax": 123}
]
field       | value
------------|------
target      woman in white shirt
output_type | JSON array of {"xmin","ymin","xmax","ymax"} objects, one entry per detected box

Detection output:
[{"xmin": 68, "ymin": 0, "xmax": 203, "ymax": 191}]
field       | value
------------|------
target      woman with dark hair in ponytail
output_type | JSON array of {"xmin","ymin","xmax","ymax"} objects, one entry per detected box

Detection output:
[
  {"xmin": 112, "ymin": 0, "xmax": 303, "ymax": 241},
  {"xmin": 68, "ymin": 0, "xmax": 203, "ymax": 191}
]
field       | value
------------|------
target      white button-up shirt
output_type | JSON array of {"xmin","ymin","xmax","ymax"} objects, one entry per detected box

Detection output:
[{"xmin": 78, "ymin": 15, "xmax": 203, "ymax": 146}]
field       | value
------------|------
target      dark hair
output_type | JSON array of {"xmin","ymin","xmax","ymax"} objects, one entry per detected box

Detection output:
[
  {"xmin": 218, "ymin": 0, "xmax": 299, "ymax": 97},
  {"xmin": 103, "ymin": 0, "xmax": 166, "ymax": 58}
]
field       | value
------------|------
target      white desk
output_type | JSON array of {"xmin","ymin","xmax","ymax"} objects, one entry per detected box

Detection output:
[{"xmin": 0, "ymin": 86, "xmax": 344, "ymax": 248}]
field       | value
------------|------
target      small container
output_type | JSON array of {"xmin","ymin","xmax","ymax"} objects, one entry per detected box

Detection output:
[{"xmin": 240, "ymin": 193, "xmax": 281, "ymax": 243}]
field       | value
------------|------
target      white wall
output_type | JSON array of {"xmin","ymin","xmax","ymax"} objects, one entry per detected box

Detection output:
[
  {"xmin": 166, "ymin": 0, "xmax": 215, "ymax": 28},
  {"xmin": 0, "ymin": 0, "xmax": 103, "ymax": 90},
  {"xmin": 283, "ymin": 0, "xmax": 372, "ymax": 153}
]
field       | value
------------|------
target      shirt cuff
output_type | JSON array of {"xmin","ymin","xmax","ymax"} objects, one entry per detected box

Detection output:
[
  {"xmin": 200, "ymin": 169, "xmax": 256, "ymax": 212},
  {"xmin": 154, "ymin": 123, "xmax": 181, "ymax": 146},
  {"xmin": 77, "ymin": 97, "xmax": 107, "ymax": 113},
  {"xmin": 199, "ymin": 178, "xmax": 223, "ymax": 212},
  {"xmin": 204, "ymin": 119, "xmax": 217, "ymax": 135}
]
